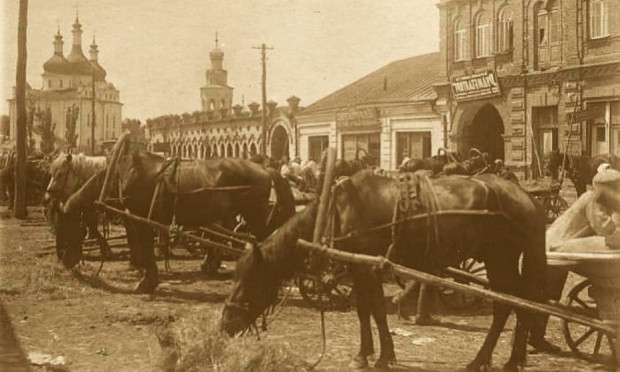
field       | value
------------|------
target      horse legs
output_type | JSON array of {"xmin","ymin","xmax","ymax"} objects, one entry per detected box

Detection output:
[
  {"xmin": 369, "ymin": 277, "xmax": 396, "ymax": 369},
  {"xmin": 83, "ymin": 209, "xmax": 110, "ymax": 257},
  {"xmin": 124, "ymin": 218, "xmax": 144, "ymax": 270},
  {"xmin": 467, "ymin": 261, "xmax": 520, "ymax": 371},
  {"xmin": 350, "ymin": 267, "xmax": 374, "ymax": 369},
  {"xmin": 134, "ymin": 224, "xmax": 159, "ymax": 293}
]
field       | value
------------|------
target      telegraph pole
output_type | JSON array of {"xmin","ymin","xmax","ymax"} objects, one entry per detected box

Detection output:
[
  {"xmin": 253, "ymin": 43, "xmax": 273, "ymax": 155},
  {"xmin": 91, "ymin": 62, "xmax": 96, "ymax": 154},
  {"xmin": 14, "ymin": 0, "xmax": 29, "ymax": 219}
]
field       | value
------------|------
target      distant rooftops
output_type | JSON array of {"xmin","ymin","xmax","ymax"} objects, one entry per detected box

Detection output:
[{"xmin": 301, "ymin": 52, "xmax": 442, "ymax": 114}]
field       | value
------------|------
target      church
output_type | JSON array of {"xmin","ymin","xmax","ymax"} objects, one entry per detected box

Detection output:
[
  {"xmin": 7, "ymin": 17, "xmax": 123, "ymax": 154},
  {"xmin": 147, "ymin": 36, "xmax": 299, "ymax": 161}
]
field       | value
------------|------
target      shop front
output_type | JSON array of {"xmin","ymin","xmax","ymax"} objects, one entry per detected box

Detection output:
[{"xmin": 336, "ymin": 108, "xmax": 381, "ymax": 166}]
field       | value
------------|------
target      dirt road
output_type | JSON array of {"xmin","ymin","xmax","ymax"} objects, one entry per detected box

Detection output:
[{"xmin": 0, "ymin": 206, "xmax": 613, "ymax": 371}]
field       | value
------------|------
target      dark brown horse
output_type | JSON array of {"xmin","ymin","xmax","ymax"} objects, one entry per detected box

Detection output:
[
  {"xmin": 400, "ymin": 148, "xmax": 461, "ymax": 174},
  {"xmin": 222, "ymin": 171, "xmax": 548, "ymax": 371},
  {"xmin": 65, "ymin": 145, "xmax": 295, "ymax": 293},
  {"xmin": 546, "ymin": 151, "xmax": 620, "ymax": 196}
]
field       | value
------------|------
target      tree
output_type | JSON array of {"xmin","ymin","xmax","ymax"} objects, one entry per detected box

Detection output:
[
  {"xmin": 38, "ymin": 107, "xmax": 55, "ymax": 154},
  {"xmin": 13, "ymin": 0, "xmax": 28, "ymax": 219},
  {"xmin": 65, "ymin": 105, "xmax": 79, "ymax": 149}
]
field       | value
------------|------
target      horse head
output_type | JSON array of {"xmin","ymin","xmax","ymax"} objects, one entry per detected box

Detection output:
[
  {"xmin": 46, "ymin": 153, "xmax": 81, "ymax": 201},
  {"xmin": 222, "ymin": 241, "xmax": 280, "ymax": 336}
]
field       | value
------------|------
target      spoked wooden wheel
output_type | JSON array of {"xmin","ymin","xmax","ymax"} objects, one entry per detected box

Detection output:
[
  {"xmin": 562, "ymin": 279, "xmax": 617, "ymax": 365},
  {"xmin": 439, "ymin": 258, "xmax": 487, "ymax": 310},
  {"xmin": 544, "ymin": 194, "xmax": 569, "ymax": 222},
  {"xmin": 297, "ymin": 260, "xmax": 352, "ymax": 311}
]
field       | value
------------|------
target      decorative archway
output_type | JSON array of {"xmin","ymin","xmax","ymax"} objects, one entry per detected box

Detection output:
[
  {"xmin": 250, "ymin": 142, "xmax": 258, "ymax": 157},
  {"xmin": 234, "ymin": 143, "xmax": 240, "ymax": 158},
  {"xmin": 460, "ymin": 104, "xmax": 505, "ymax": 161},
  {"xmin": 220, "ymin": 143, "xmax": 225, "ymax": 158},
  {"xmin": 227, "ymin": 143, "xmax": 233, "ymax": 158},
  {"xmin": 242, "ymin": 143, "xmax": 248, "ymax": 159},
  {"xmin": 270, "ymin": 125, "xmax": 290, "ymax": 160}
]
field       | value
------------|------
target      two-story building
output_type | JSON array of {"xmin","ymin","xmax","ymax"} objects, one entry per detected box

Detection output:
[{"xmin": 436, "ymin": 0, "xmax": 620, "ymax": 177}]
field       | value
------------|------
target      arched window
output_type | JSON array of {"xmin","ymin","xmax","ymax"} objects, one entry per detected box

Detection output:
[
  {"xmin": 234, "ymin": 143, "xmax": 240, "ymax": 158},
  {"xmin": 220, "ymin": 143, "xmax": 225, "ymax": 158},
  {"xmin": 227, "ymin": 143, "xmax": 233, "ymax": 157},
  {"xmin": 453, "ymin": 19, "xmax": 467, "ymax": 61},
  {"xmin": 497, "ymin": 7, "xmax": 513, "ymax": 53},
  {"xmin": 242, "ymin": 143, "xmax": 248, "ymax": 159},
  {"xmin": 590, "ymin": 0, "xmax": 609, "ymax": 39},
  {"xmin": 250, "ymin": 143, "xmax": 258, "ymax": 157},
  {"xmin": 475, "ymin": 12, "xmax": 491, "ymax": 58},
  {"xmin": 209, "ymin": 100, "xmax": 216, "ymax": 112}
]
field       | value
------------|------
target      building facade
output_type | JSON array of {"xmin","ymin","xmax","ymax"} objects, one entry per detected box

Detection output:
[
  {"xmin": 436, "ymin": 0, "xmax": 620, "ymax": 176},
  {"xmin": 147, "ymin": 39, "xmax": 298, "ymax": 160},
  {"xmin": 8, "ymin": 17, "xmax": 122, "ymax": 154},
  {"xmin": 296, "ymin": 53, "xmax": 448, "ymax": 170}
]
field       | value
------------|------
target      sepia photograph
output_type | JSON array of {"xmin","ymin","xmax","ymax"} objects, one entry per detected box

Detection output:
[{"xmin": 0, "ymin": 0, "xmax": 619, "ymax": 371}]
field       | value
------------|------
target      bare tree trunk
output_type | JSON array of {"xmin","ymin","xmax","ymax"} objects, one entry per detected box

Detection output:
[{"xmin": 14, "ymin": 0, "xmax": 28, "ymax": 219}]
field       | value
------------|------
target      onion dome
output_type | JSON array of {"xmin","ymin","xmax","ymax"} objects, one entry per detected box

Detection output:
[
  {"xmin": 88, "ymin": 37, "xmax": 107, "ymax": 80},
  {"xmin": 43, "ymin": 31, "xmax": 70, "ymax": 74}
]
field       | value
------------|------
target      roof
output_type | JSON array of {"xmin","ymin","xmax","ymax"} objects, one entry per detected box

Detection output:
[
  {"xmin": 302, "ymin": 52, "xmax": 443, "ymax": 114},
  {"xmin": 44, "ymin": 45, "xmax": 106, "ymax": 80}
]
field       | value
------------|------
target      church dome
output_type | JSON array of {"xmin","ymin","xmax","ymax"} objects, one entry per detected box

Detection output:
[{"xmin": 43, "ymin": 54, "xmax": 71, "ymax": 74}]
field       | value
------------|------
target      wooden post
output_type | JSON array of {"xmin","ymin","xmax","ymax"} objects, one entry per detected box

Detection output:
[
  {"xmin": 313, "ymin": 147, "xmax": 336, "ymax": 244},
  {"xmin": 13, "ymin": 0, "xmax": 28, "ymax": 219},
  {"xmin": 296, "ymin": 239, "xmax": 616, "ymax": 335}
]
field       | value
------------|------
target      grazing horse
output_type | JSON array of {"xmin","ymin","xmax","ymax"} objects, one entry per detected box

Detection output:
[
  {"xmin": 66, "ymin": 142, "xmax": 296, "ymax": 293},
  {"xmin": 222, "ymin": 171, "xmax": 548, "ymax": 371},
  {"xmin": 45, "ymin": 153, "xmax": 110, "ymax": 257},
  {"xmin": 546, "ymin": 151, "xmax": 620, "ymax": 196}
]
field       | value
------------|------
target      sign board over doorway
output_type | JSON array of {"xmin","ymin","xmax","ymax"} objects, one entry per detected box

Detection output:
[
  {"xmin": 335, "ymin": 108, "xmax": 380, "ymax": 132},
  {"xmin": 451, "ymin": 71, "xmax": 501, "ymax": 101}
]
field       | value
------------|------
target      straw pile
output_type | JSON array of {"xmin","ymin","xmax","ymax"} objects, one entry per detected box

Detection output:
[{"xmin": 157, "ymin": 309, "xmax": 310, "ymax": 372}]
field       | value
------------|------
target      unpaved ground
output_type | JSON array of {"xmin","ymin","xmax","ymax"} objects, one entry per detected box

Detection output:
[{"xmin": 0, "ymin": 205, "xmax": 614, "ymax": 371}]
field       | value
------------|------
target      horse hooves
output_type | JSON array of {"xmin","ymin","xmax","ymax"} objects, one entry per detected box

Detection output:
[
  {"xmin": 135, "ymin": 280, "xmax": 157, "ymax": 294},
  {"xmin": 466, "ymin": 360, "xmax": 491, "ymax": 372},
  {"xmin": 348, "ymin": 355, "xmax": 369, "ymax": 370},
  {"xmin": 502, "ymin": 361, "xmax": 524, "ymax": 372},
  {"xmin": 373, "ymin": 356, "xmax": 395, "ymax": 370}
]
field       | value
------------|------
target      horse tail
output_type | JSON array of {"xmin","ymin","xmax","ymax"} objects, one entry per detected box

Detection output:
[{"xmin": 266, "ymin": 169, "xmax": 296, "ymax": 233}]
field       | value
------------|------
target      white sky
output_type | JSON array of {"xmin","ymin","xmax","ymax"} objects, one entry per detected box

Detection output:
[{"xmin": 1, "ymin": 0, "xmax": 440, "ymax": 121}]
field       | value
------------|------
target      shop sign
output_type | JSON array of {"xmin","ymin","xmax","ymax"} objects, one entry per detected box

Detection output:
[
  {"xmin": 451, "ymin": 71, "xmax": 501, "ymax": 101},
  {"xmin": 566, "ymin": 107, "xmax": 605, "ymax": 122},
  {"xmin": 335, "ymin": 108, "xmax": 380, "ymax": 131}
]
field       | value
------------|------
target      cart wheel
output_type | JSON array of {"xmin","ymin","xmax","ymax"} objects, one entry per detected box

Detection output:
[
  {"xmin": 439, "ymin": 258, "xmax": 487, "ymax": 309},
  {"xmin": 544, "ymin": 195, "xmax": 569, "ymax": 222},
  {"xmin": 297, "ymin": 261, "xmax": 352, "ymax": 311},
  {"xmin": 201, "ymin": 247, "xmax": 222, "ymax": 275},
  {"xmin": 562, "ymin": 279, "xmax": 617, "ymax": 365}
]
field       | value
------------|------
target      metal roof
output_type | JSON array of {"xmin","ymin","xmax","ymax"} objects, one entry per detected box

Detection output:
[{"xmin": 302, "ymin": 52, "xmax": 442, "ymax": 114}]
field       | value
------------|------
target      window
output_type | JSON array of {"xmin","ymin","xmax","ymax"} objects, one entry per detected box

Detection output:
[
  {"xmin": 497, "ymin": 7, "xmax": 513, "ymax": 53},
  {"xmin": 308, "ymin": 136, "xmax": 329, "ymax": 162},
  {"xmin": 590, "ymin": 0, "xmax": 609, "ymax": 39},
  {"xmin": 397, "ymin": 132, "xmax": 431, "ymax": 166},
  {"xmin": 342, "ymin": 133, "xmax": 380, "ymax": 165},
  {"xmin": 535, "ymin": 1, "xmax": 560, "ymax": 67},
  {"xmin": 475, "ymin": 12, "xmax": 492, "ymax": 58},
  {"xmin": 454, "ymin": 19, "xmax": 467, "ymax": 61}
]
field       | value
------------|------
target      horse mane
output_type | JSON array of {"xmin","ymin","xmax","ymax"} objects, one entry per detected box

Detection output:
[
  {"xmin": 50, "ymin": 153, "xmax": 107, "ymax": 178},
  {"xmin": 246, "ymin": 201, "xmax": 318, "ymax": 279}
]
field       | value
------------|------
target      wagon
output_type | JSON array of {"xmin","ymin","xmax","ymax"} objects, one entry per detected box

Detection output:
[
  {"xmin": 520, "ymin": 179, "xmax": 569, "ymax": 222},
  {"xmin": 547, "ymin": 249, "xmax": 620, "ymax": 364}
]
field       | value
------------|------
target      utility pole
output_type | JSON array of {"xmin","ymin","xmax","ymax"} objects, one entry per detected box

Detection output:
[
  {"xmin": 253, "ymin": 43, "xmax": 273, "ymax": 155},
  {"xmin": 14, "ymin": 0, "xmax": 29, "ymax": 219},
  {"xmin": 91, "ymin": 62, "xmax": 96, "ymax": 154}
]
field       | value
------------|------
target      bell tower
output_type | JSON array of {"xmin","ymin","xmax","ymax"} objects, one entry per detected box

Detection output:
[{"xmin": 200, "ymin": 32, "xmax": 233, "ymax": 115}]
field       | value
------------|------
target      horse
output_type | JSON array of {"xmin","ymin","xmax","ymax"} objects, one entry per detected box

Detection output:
[
  {"xmin": 0, "ymin": 156, "xmax": 52, "ymax": 209},
  {"xmin": 64, "ymin": 141, "xmax": 296, "ymax": 293},
  {"xmin": 545, "ymin": 151, "xmax": 620, "ymax": 196},
  {"xmin": 222, "ymin": 171, "xmax": 548, "ymax": 371},
  {"xmin": 45, "ymin": 153, "xmax": 111, "ymax": 257}
]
